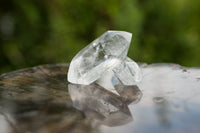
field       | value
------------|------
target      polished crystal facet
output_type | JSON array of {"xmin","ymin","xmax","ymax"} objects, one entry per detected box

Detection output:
[{"xmin": 68, "ymin": 30, "xmax": 142, "ymax": 85}]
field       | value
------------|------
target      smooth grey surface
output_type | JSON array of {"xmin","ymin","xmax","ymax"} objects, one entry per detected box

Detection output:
[
  {"xmin": 0, "ymin": 63, "xmax": 200, "ymax": 133},
  {"xmin": 100, "ymin": 63, "xmax": 200, "ymax": 133}
]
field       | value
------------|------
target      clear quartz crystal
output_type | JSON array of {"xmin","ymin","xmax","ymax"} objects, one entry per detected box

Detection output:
[
  {"xmin": 97, "ymin": 57, "xmax": 142, "ymax": 87},
  {"xmin": 112, "ymin": 57, "xmax": 142, "ymax": 85},
  {"xmin": 68, "ymin": 30, "xmax": 142, "ymax": 85}
]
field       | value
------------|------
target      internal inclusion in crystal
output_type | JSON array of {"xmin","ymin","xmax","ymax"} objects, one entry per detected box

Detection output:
[{"xmin": 68, "ymin": 30, "xmax": 142, "ymax": 85}]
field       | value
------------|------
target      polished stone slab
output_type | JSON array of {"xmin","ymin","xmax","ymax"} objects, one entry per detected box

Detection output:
[{"xmin": 0, "ymin": 63, "xmax": 200, "ymax": 133}]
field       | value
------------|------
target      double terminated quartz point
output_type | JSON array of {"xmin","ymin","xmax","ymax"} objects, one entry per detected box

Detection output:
[{"xmin": 68, "ymin": 31, "xmax": 142, "ymax": 85}]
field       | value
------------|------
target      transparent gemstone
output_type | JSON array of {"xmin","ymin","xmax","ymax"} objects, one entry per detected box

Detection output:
[
  {"xmin": 112, "ymin": 57, "xmax": 142, "ymax": 85},
  {"xmin": 97, "ymin": 57, "xmax": 142, "ymax": 86},
  {"xmin": 68, "ymin": 31, "xmax": 132, "ymax": 85}
]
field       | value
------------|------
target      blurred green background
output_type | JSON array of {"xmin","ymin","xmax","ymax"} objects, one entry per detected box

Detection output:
[{"xmin": 0, "ymin": 0, "xmax": 200, "ymax": 74}]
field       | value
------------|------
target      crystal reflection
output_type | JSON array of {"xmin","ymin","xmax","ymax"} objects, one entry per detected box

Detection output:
[{"xmin": 68, "ymin": 83, "xmax": 142, "ymax": 127}]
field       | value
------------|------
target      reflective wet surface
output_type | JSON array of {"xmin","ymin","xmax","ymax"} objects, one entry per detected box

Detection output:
[
  {"xmin": 68, "ymin": 83, "xmax": 142, "ymax": 127},
  {"xmin": 0, "ymin": 63, "xmax": 200, "ymax": 133}
]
